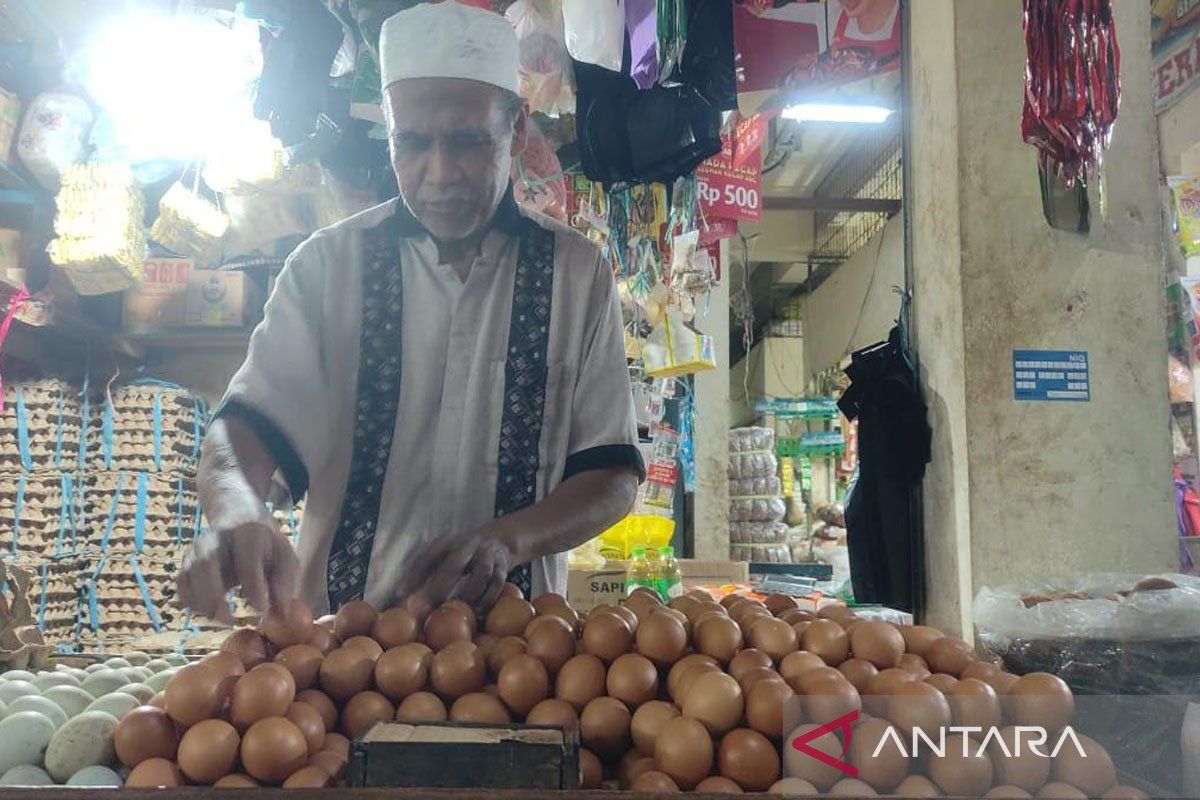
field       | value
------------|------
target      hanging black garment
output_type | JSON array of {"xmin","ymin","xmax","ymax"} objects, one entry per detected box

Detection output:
[{"xmin": 837, "ymin": 327, "xmax": 931, "ymax": 616}]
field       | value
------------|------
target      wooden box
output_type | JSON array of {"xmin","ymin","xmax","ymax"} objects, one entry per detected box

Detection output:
[{"xmin": 347, "ymin": 721, "xmax": 580, "ymax": 790}]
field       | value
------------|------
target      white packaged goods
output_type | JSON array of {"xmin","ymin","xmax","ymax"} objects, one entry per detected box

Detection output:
[
  {"xmin": 728, "ymin": 476, "xmax": 782, "ymax": 497},
  {"xmin": 726, "ymin": 451, "xmax": 778, "ymax": 480},
  {"xmin": 727, "ymin": 426, "xmax": 788, "ymax": 562},
  {"xmin": 730, "ymin": 543, "xmax": 791, "ymax": 563},
  {"xmin": 728, "ymin": 496, "xmax": 787, "ymax": 523},
  {"xmin": 728, "ymin": 426, "xmax": 775, "ymax": 453},
  {"xmin": 729, "ymin": 521, "xmax": 789, "ymax": 545}
]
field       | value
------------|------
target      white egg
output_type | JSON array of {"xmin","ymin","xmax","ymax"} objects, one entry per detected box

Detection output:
[
  {"xmin": 1, "ymin": 671, "xmax": 36, "ymax": 683},
  {"xmin": 0, "ymin": 680, "xmax": 39, "ymax": 704},
  {"xmin": 44, "ymin": 710, "xmax": 118, "ymax": 783},
  {"xmin": 0, "ymin": 764, "xmax": 53, "ymax": 786},
  {"xmin": 144, "ymin": 669, "xmax": 177, "ymax": 692},
  {"xmin": 80, "ymin": 670, "xmax": 128, "ymax": 697},
  {"xmin": 0, "ymin": 711, "xmax": 56, "ymax": 774},
  {"xmin": 144, "ymin": 659, "xmax": 172, "ymax": 674},
  {"xmin": 6, "ymin": 696, "xmax": 68, "ymax": 729},
  {"xmin": 67, "ymin": 764, "xmax": 123, "ymax": 787},
  {"xmin": 163, "ymin": 653, "xmax": 189, "ymax": 667},
  {"xmin": 102, "ymin": 658, "xmax": 132, "ymax": 670},
  {"xmin": 42, "ymin": 686, "xmax": 95, "ymax": 718},
  {"xmin": 0, "ymin": 699, "xmax": 8, "ymax": 717},
  {"xmin": 85, "ymin": 693, "xmax": 139, "ymax": 720},
  {"xmin": 123, "ymin": 652, "xmax": 151, "ymax": 667},
  {"xmin": 83, "ymin": 664, "xmax": 106, "ymax": 674},
  {"xmin": 34, "ymin": 672, "xmax": 80, "ymax": 692},
  {"xmin": 117, "ymin": 683, "xmax": 155, "ymax": 704}
]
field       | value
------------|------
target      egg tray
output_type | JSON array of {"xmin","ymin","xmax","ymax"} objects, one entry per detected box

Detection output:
[
  {"xmin": 84, "ymin": 449, "xmax": 201, "ymax": 476},
  {"xmin": 0, "ymin": 443, "xmax": 83, "ymax": 473}
]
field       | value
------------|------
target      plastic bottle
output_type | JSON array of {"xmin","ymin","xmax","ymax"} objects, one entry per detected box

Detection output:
[
  {"xmin": 626, "ymin": 547, "xmax": 653, "ymax": 595},
  {"xmin": 656, "ymin": 546, "xmax": 683, "ymax": 599}
]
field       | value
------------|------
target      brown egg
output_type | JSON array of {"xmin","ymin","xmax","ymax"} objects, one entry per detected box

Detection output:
[
  {"xmin": 214, "ymin": 773, "xmax": 260, "ymax": 788},
  {"xmin": 485, "ymin": 595, "xmax": 536, "ymax": 637},
  {"xmin": 375, "ymin": 642, "xmax": 433, "ymax": 700},
  {"xmin": 1038, "ymin": 783, "xmax": 1088, "ymax": 799},
  {"xmin": 115, "ymin": 705, "xmax": 178, "ymax": 767},
  {"xmin": 783, "ymin": 723, "xmax": 843, "ymax": 790},
  {"xmin": 674, "ymin": 660, "xmax": 723, "ymax": 701},
  {"xmin": 525, "ymin": 619, "xmax": 576, "ymax": 675},
  {"xmin": 894, "ymin": 775, "xmax": 942, "ymax": 797},
  {"xmin": 693, "ymin": 615, "xmax": 742, "ymax": 663},
  {"xmin": 536, "ymin": 603, "xmax": 581, "ymax": 633},
  {"xmin": 430, "ymin": 640, "xmax": 486, "ymax": 699},
  {"xmin": 737, "ymin": 609, "xmax": 775, "ymax": 639},
  {"xmin": 636, "ymin": 610, "xmax": 688, "ymax": 666},
  {"xmin": 929, "ymin": 734, "xmax": 993, "ymax": 796},
  {"xmin": 847, "ymin": 622, "xmax": 904, "ymax": 669},
  {"xmin": 525, "ymin": 697, "xmax": 579, "ymax": 729},
  {"xmin": 473, "ymin": 632, "xmax": 498, "ymax": 659},
  {"xmin": 745, "ymin": 677, "xmax": 794, "ymax": 740},
  {"xmin": 764, "ymin": 593, "xmax": 800, "ymax": 615},
  {"xmin": 486, "ymin": 635, "xmax": 527, "ymax": 676},
  {"xmin": 770, "ymin": 777, "xmax": 820, "ymax": 795},
  {"xmin": 803, "ymin": 676, "xmax": 862, "ymax": 727},
  {"xmin": 865, "ymin": 667, "xmax": 917, "ymax": 716},
  {"xmin": 125, "ymin": 758, "xmax": 186, "ymax": 788},
  {"xmin": 629, "ymin": 699, "xmax": 679, "ymax": 755},
  {"xmin": 667, "ymin": 593, "xmax": 701, "ymax": 616},
  {"xmin": 450, "ymin": 692, "xmax": 511, "ymax": 723},
  {"xmin": 667, "ymin": 654, "xmax": 719, "ymax": 697},
  {"xmin": 333, "ymin": 600, "xmax": 378, "ymax": 641},
  {"xmin": 887, "ymin": 681, "xmax": 951, "ymax": 737},
  {"xmin": 608, "ymin": 603, "xmax": 640, "ymax": 633},
  {"xmin": 829, "ymin": 778, "xmax": 878, "ymax": 796},
  {"xmin": 925, "ymin": 673, "xmax": 959, "ymax": 693},
  {"xmin": 1102, "ymin": 787, "xmax": 1150, "ymax": 800},
  {"xmin": 555, "ymin": 653, "xmax": 607, "ymax": 711},
  {"xmin": 729, "ymin": 648, "xmax": 773, "ymax": 681},
  {"xmin": 283, "ymin": 765, "xmax": 332, "ymax": 788},
  {"xmin": 682, "ymin": 670, "xmax": 744, "ymax": 735},
  {"xmin": 259, "ymin": 598, "xmax": 316, "ymax": 648},
  {"xmin": 729, "ymin": 599, "xmax": 766, "ymax": 620},
  {"xmin": 657, "ymin": 606, "xmax": 692, "ymax": 638},
  {"xmin": 274, "ymin": 644, "xmax": 323, "ymax": 691},
  {"xmin": 1052, "ymin": 733, "xmax": 1116, "ymax": 796},
  {"xmin": 532, "ymin": 592, "xmax": 569, "ymax": 614},
  {"xmin": 574, "ymin": 747, "xmax": 601, "ymax": 788},
  {"xmin": 221, "ymin": 628, "xmax": 271, "ymax": 669},
  {"xmin": 739, "ymin": 666, "xmax": 783, "ymax": 694},
  {"xmin": 655, "ymin": 715, "xmax": 714, "ymax": 789},
  {"xmin": 341, "ymin": 690, "xmax": 394, "ymax": 738},
  {"xmin": 423, "ymin": 605, "xmax": 474, "ymax": 651},
  {"xmin": 986, "ymin": 671, "xmax": 1020, "ymax": 718},
  {"xmin": 802, "ymin": 620, "xmax": 850, "ymax": 665},
  {"xmin": 625, "ymin": 587, "xmax": 663, "ymax": 618},
  {"xmin": 178, "ymin": 718, "xmax": 240, "ymax": 784},
  {"xmin": 632, "ymin": 771, "xmax": 681, "ymax": 792},
  {"xmin": 961, "ymin": 660, "xmax": 1000, "ymax": 682},
  {"xmin": 605, "ymin": 653, "xmax": 658, "ymax": 708},
  {"xmin": 579, "ymin": 696, "xmax": 631, "ymax": 759},
  {"xmin": 748, "ymin": 617, "xmax": 799, "ymax": 663},
  {"xmin": 924, "ymin": 636, "xmax": 975, "ymax": 676},
  {"xmin": 309, "ymin": 627, "xmax": 336, "ymax": 655},
  {"xmin": 898, "ymin": 653, "xmax": 931, "ymax": 679},
  {"xmin": 367, "ymin": 607, "xmax": 418, "ymax": 649},
  {"xmin": 285, "ymin": 701, "xmax": 327, "ymax": 755},
  {"xmin": 582, "ymin": 612, "xmax": 633, "ymax": 664},
  {"xmin": 697, "ymin": 775, "xmax": 744, "ymax": 793},
  {"xmin": 230, "ymin": 663, "xmax": 297, "ymax": 730},
  {"xmin": 165, "ymin": 662, "xmax": 233, "ymax": 727},
  {"xmin": 948, "ymin": 678, "xmax": 1002, "ymax": 729},
  {"xmin": 309, "ymin": 750, "xmax": 346, "ymax": 780},
  {"xmin": 148, "ymin": 692, "xmax": 166, "ymax": 709},
  {"xmin": 847, "ymin": 717, "xmax": 908, "ymax": 792},
  {"xmin": 497, "ymin": 653, "xmax": 550, "ymax": 714},
  {"xmin": 794, "ymin": 665, "xmax": 846, "ymax": 694},
  {"xmin": 443, "ymin": 598, "xmax": 480, "ymax": 630},
  {"xmin": 899, "ymin": 625, "xmax": 944, "ymax": 657},
  {"xmin": 986, "ymin": 787, "xmax": 1034, "ymax": 799},
  {"xmin": 524, "ymin": 614, "xmax": 567, "ymax": 640},
  {"xmin": 838, "ymin": 658, "xmax": 880, "ymax": 693},
  {"xmin": 343, "ymin": 635, "xmax": 385, "ymax": 661},
  {"xmin": 395, "ymin": 691, "xmax": 447, "ymax": 722},
  {"xmin": 778, "ymin": 650, "xmax": 826, "ymax": 687},
  {"xmin": 240, "ymin": 716, "xmax": 309, "ymax": 784},
  {"xmin": 779, "ymin": 608, "xmax": 813, "ymax": 625},
  {"xmin": 1011, "ymin": 672, "xmax": 1074, "ymax": 731},
  {"xmin": 295, "ymin": 689, "xmax": 338, "ymax": 732},
  {"xmin": 319, "ymin": 645, "xmax": 375, "ymax": 701},
  {"xmin": 718, "ymin": 727, "xmax": 780, "ymax": 791},
  {"xmin": 499, "ymin": 582, "xmax": 524, "ymax": 599},
  {"xmin": 987, "ymin": 726, "xmax": 1052, "ymax": 793}
]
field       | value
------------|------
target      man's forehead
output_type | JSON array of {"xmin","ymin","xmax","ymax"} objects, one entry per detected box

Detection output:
[{"xmin": 387, "ymin": 77, "xmax": 501, "ymax": 109}]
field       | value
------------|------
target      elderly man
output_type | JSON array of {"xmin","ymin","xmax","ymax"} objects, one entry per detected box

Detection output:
[{"xmin": 179, "ymin": 2, "xmax": 642, "ymax": 620}]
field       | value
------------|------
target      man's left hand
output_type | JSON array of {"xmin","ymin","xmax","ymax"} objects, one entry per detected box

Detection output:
[{"xmin": 396, "ymin": 523, "xmax": 518, "ymax": 619}]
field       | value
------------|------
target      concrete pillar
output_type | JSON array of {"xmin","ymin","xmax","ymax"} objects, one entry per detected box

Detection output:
[
  {"xmin": 908, "ymin": 0, "xmax": 1177, "ymax": 633},
  {"xmin": 693, "ymin": 238, "xmax": 732, "ymax": 560}
]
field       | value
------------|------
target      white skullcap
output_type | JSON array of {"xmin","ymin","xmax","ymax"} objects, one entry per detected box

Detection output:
[{"xmin": 379, "ymin": 2, "xmax": 519, "ymax": 95}]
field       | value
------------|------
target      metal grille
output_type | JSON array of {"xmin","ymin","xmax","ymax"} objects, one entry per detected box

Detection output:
[{"xmin": 812, "ymin": 119, "xmax": 903, "ymax": 264}]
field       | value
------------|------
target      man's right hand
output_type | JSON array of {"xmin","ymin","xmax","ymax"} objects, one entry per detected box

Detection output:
[{"xmin": 177, "ymin": 517, "xmax": 298, "ymax": 622}]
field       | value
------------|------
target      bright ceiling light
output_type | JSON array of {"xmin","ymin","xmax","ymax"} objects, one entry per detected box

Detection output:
[{"xmin": 782, "ymin": 103, "xmax": 895, "ymax": 124}]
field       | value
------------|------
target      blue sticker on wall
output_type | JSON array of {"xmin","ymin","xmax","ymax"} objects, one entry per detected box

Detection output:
[{"xmin": 1013, "ymin": 350, "xmax": 1090, "ymax": 402}]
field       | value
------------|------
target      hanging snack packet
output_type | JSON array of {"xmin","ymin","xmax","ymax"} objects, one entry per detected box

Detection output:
[
  {"xmin": 1169, "ymin": 176, "xmax": 1200, "ymax": 257},
  {"xmin": 149, "ymin": 182, "xmax": 230, "ymax": 266}
]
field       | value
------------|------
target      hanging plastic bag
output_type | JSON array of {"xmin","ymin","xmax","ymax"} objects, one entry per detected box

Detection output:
[
  {"xmin": 150, "ymin": 180, "xmax": 230, "ymax": 267},
  {"xmin": 512, "ymin": 120, "xmax": 568, "ymax": 222},
  {"xmin": 640, "ymin": 307, "xmax": 715, "ymax": 378},
  {"xmin": 16, "ymin": 91, "xmax": 93, "ymax": 190},
  {"xmin": 626, "ymin": 0, "xmax": 658, "ymax": 90},
  {"xmin": 506, "ymin": 0, "xmax": 576, "ymax": 117},
  {"xmin": 562, "ymin": 0, "xmax": 625, "ymax": 72},
  {"xmin": 1168, "ymin": 176, "xmax": 1200, "ymax": 257}
]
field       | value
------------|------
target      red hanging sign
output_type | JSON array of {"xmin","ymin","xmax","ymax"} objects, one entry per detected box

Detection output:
[{"xmin": 696, "ymin": 125, "xmax": 763, "ymax": 223}]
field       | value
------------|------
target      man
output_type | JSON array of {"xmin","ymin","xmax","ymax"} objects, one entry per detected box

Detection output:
[{"xmin": 179, "ymin": 2, "xmax": 643, "ymax": 620}]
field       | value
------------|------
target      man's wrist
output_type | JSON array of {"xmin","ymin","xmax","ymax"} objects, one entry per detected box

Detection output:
[{"xmin": 488, "ymin": 518, "xmax": 529, "ymax": 566}]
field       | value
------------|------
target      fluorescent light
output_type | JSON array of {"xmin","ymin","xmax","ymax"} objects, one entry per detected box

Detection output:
[{"xmin": 782, "ymin": 103, "xmax": 895, "ymax": 124}]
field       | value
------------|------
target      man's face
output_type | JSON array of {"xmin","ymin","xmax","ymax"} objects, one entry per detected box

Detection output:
[{"xmin": 385, "ymin": 78, "xmax": 523, "ymax": 242}]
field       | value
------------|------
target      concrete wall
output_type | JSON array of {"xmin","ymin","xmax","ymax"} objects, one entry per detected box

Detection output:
[
  {"xmin": 693, "ymin": 239, "xmax": 732, "ymax": 560},
  {"xmin": 909, "ymin": 0, "xmax": 1177, "ymax": 632},
  {"xmin": 730, "ymin": 336, "xmax": 806, "ymax": 426},
  {"xmin": 802, "ymin": 214, "xmax": 905, "ymax": 384}
]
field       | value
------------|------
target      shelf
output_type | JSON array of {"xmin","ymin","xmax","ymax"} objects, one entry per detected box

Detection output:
[{"xmin": 123, "ymin": 328, "xmax": 253, "ymax": 352}]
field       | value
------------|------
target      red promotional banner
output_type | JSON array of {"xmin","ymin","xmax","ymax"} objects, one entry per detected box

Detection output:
[{"xmin": 696, "ymin": 125, "xmax": 763, "ymax": 223}]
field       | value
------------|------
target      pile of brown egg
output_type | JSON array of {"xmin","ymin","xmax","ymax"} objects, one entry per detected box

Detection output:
[{"xmin": 110, "ymin": 585, "xmax": 1147, "ymax": 796}]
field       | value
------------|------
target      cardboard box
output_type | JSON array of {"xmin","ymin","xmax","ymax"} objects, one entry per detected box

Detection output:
[
  {"xmin": 567, "ymin": 559, "xmax": 749, "ymax": 612},
  {"xmin": 185, "ymin": 270, "xmax": 254, "ymax": 327},
  {"xmin": 123, "ymin": 257, "xmax": 191, "ymax": 328}
]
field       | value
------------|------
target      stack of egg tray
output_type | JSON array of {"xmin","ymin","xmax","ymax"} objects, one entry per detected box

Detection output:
[
  {"xmin": 76, "ymin": 552, "xmax": 178, "ymax": 652},
  {"xmin": 15, "ymin": 556, "xmax": 86, "ymax": 646},
  {"xmin": 0, "ymin": 379, "xmax": 83, "ymax": 474},
  {"xmin": 86, "ymin": 383, "xmax": 208, "ymax": 475},
  {"xmin": 0, "ymin": 472, "xmax": 84, "ymax": 561},
  {"xmin": 80, "ymin": 471, "xmax": 200, "ymax": 563}
]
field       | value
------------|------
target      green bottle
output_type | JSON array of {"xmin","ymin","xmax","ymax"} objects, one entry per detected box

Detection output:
[
  {"xmin": 626, "ymin": 547, "xmax": 653, "ymax": 595},
  {"xmin": 656, "ymin": 546, "xmax": 683, "ymax": 600}
]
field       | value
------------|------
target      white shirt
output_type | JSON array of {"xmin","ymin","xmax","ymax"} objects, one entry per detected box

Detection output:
[{"xmin": 217, "ymin": 195, "xmax": 641, "ymax": 613}]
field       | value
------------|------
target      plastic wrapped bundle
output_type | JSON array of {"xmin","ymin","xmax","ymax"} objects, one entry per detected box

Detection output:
[
  {"xmin": 727, "ymin": 451, "xmax": 778, "ymax": 480},
  {"xmin": 47, "ymin": 163, "xmax": 146, "ymax": 294},
  {"xmin": 729, "ymin": 476, "xmax": 782, "ymax": 497},
  {"xmin": 728, "ymin": 495, "xmax": 786, "ymax": 523},
  {"xmin": 730, "ymin": 543, "xmax": 791, "ymax": 563},
  {"xmin": 730, "ymin": 521, "xmax": 789, "ymax": 545},
  {"xmin": 506, "ymin": 0, "xmax": 575, "ymax": 117},
  {"xmin": 149, "ymin": 182, "xmax": 230, "ymax": 265},
  {"xmin": 729, "ymin": 426, "xmax": 775, "ymax": 453}
]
